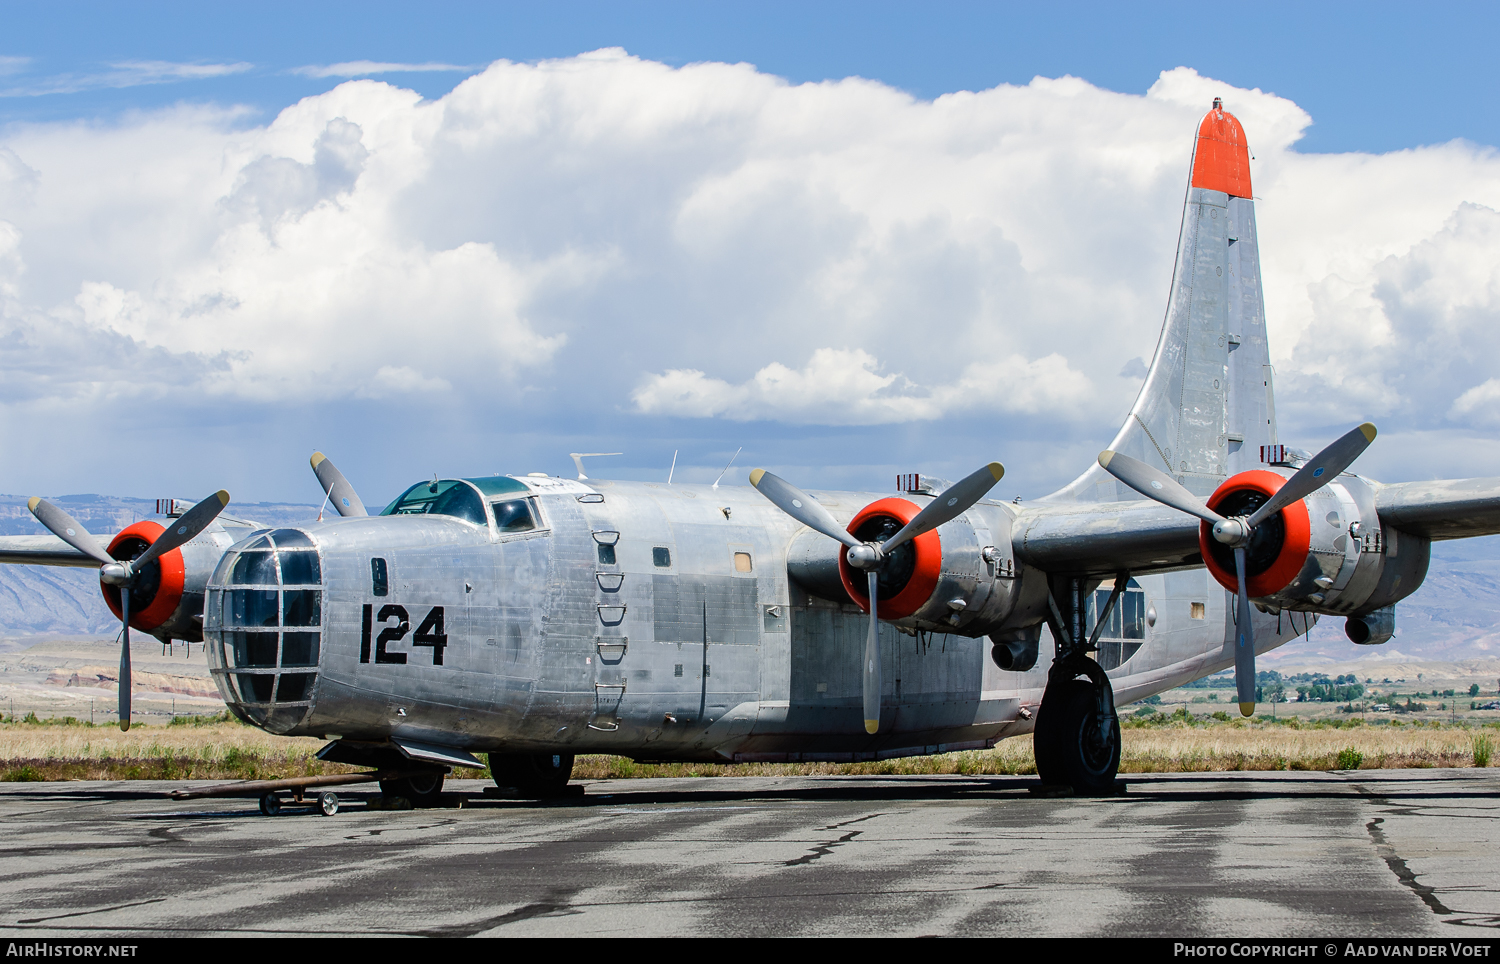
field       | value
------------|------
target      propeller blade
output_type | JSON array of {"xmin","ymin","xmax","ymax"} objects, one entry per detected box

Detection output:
[
  {"xmin": 748, "ymin": 469, "xmax": 861, "ymax": 549},
  {"xmin": 1097, "ymin": 451, "xmax": 1226, "ymax": 525},
  {"xmin": 863, "ymin": 570, "xmax": 880, "ymax": 735},
  {"xmin": 27, "ymin": 498, "xmax": 114, "ymax": 566},
  {"xmin": 1233, "ymin": 546, "xmax": 1256, "ymax": 718},
  {"xmin": 311, "ymin": 452, "xmax": 368, "ymax": 517},
  {"xmin": 879, "ymin": 462, "xmax": 1004, "ymax": 554},
  {"xmin": 134, "ymin": 490, "xmax": 230, "ymax": 571},
  {"xmin": 1245, "ymin": 423, "xmax": 1377, "ymax": 529},
  {"xmin": 119, "ymin": 586, "xmax": 132, "ymax": 732}
]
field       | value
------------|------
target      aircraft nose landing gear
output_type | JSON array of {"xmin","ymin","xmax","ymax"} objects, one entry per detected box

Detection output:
[{"xmin": 1033, "ymin": 574, "xmax": 1123, "ymax": 795}]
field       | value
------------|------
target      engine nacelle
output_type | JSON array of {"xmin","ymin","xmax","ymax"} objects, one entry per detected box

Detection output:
[
  {"xmin": 102, "ymin": 520, "xmax": 234, "ymax": 643},
  {"xmin": 1200, "ymin": 469, "xmax": 1429, "ymax": 618},
  {"xmin": 782, "ymin": 495, "xmax": 1034, "ymax": 636}
]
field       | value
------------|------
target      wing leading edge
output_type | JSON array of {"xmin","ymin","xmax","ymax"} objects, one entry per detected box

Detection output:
[
  {"xmin": 1375, "ymin": 477, "xmax": 1500, "ymax": 541},
  {"xmin": 1013, "ymin": 500, "xmax": 1202, "ymax": 576},
  {"xmin": 0, "ymin": 534, "xmax": 97, "ymax": 568}
]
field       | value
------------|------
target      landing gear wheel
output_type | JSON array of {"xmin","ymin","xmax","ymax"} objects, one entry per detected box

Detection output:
[
  {"xmin": 379, "ymin": 770, "xmax": 445, "ymax": 808},
  {"xmin": 317, "ymin": 791, "xmax": 340, "ymax": 816},
  {"xmin": 258, "ymin": 792, "xmax": 281, "ymax": 816},
  {"xmin": 1034, "ymin": 678, "xmax": 1121, "ymax": 795},
  {"xmin": 488, "ymin": 752, "xmax": 575, "ymax": 797}
]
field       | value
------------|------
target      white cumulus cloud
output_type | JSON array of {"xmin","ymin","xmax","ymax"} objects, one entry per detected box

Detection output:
[{"xmin": 2, "ymin": 53, "xmax": 1500, "ymax": 497}]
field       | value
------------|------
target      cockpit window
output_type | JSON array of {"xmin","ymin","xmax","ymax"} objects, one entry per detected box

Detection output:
[
  {"xmin": 381, "ymin": 480, "xmax": 488, "ymax": 526},
  {"xmin": 492, "ymin": 499, "xmax": 536, "ymax": 533}
]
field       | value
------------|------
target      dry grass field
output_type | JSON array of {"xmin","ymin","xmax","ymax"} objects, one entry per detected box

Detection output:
[{"xmin": 0, "ymin": 712, "xmax": 1493, "ymax": 782}]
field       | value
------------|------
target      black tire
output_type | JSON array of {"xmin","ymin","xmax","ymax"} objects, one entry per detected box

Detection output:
[
  {"xmin": 489, "ymin": 752, "xmax": 575, "ymax": 797},
  {"xmin": 1034, "ymin": 678, "xmax": 1120, "ymax": 794},
  {"xmin": 379, "ymin": 770, "xmax": 445, "ymax": 808}
]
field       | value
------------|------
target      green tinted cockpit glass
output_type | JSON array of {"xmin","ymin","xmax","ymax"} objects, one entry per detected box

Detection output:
[
  {"xmin": 381, "ymin": 480, "xmax": 487, "ymax": 526},
  {"xmin": 466, "ymin": 476, "xmax": 531, "ymax": 498}
]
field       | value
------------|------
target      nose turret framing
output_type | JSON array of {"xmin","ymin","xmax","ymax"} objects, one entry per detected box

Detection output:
[{"xmin": 204, "ymin": 528, "xmax": 324, "ymax": 733}]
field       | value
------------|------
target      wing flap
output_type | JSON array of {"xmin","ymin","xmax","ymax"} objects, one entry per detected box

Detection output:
[
  {"xmin": 1376, "ymin": 477, "xmax": 1500, "ymax": 540},
  {"xmin": 0, "ymin": 535, "xmax": 98, "ymax": 568},
  {"xmin": 1014, "ymin": 500, "xmax": 1202, "ymax": 575}
]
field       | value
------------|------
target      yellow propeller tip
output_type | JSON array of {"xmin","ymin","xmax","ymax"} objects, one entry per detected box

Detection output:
[
  {"xmin": 864, "ymin": 720, "xmax": 879, "ymax": 735},
  {"xmin": 1239, "ymin": 702, "xmax": 1256, "ymax": 718},
  {"xmin": 26, "ymin": 496, "xmax": 41, "ymax": 511},
  {"xmin": 1359, "ymin": 422, "xmax": 1377, "ymax": 442},
  {"xmin": 987, "ymin": 462, "xmax": 1004, "ymax": 480},
  {"xmin": 748, "ymin": 468, "xmax": 765, "ymax": 487},
  {"xmin": 310, "ymin": 451, "xmax": 326, "ymax": 467},
  {"xmin": 1098, "ymin": 451, "xmax": 1115, "ymax": 468},
  {"xmin": 119, "ymin": 721, "xmax": 130, "ymax": 732},
  {"xmin": 214, "ymin": 490, "xmax": 231, "ymax": 506}
]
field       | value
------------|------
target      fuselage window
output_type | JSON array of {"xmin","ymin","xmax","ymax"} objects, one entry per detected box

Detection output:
[
  {"xmin": 1087, "ymin": 581, "xmax": 1148, "ymax": 672},
  {"xmin": 492, "ymin": 499, "xmax": 536, "ymax": 533},
  {"xmin": 733, "ymin": 551, "xmax": 753, "ymax": 573},
  {"xmin": 597, "ymin": 544, "xmax": 617, "ymax": 565},
  {"xmin": 653, "ymin": 547, "xmax": 672, "ymax": 568},
  {"xmin": 371, "ymin": 558, "xmax": 389, "ymax": 597}
]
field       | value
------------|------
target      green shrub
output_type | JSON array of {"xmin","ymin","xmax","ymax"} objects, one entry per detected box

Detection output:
[
  {"xmin": 1475, "ymin": 735, "xmax": 1493, "ymax": 768},
  {"xmin": 1335, "ymin": 747, "xmax": 1363, "ymax": 771},
  {"xmin": 2, "ymin": 765, "xmax": 43, "ymax": 782}
]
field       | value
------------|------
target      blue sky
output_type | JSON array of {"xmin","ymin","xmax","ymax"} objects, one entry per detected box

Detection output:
[
  {"xmin": 3, "ymin": 3, "xmax": 1500, "ymax": 509},
  {"xmin": 4, "ymin": 1, "xmax": 1498, "ymax": 154}
]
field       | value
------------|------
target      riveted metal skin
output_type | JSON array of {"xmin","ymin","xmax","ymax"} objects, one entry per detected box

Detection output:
[{"xmin": 5, "ymin": 102, "xmax": 1495, "ymax": 767}]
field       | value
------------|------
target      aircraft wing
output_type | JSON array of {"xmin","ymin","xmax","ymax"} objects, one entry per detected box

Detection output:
[
  {"xmin": 0, "ymin": 535, "xmax": 97, "ymax": 568},
  {"xmin": 1012, "ymin": 500, "xmax": 1201, "ymax": 576},
  {"xmin": 1375, "ymin": 477, "xmax": 1500, "ymax": 540}
]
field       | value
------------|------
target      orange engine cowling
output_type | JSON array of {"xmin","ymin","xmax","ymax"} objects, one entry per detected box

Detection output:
[
  {"xmin": 102, "ymin": 521, "xmax": 188, "ymax": 632},
  {"xmin": 837, "ymin": 497, "xmax": 943, "ymax": 619},
  {"xmin": 1198, "ymin": 469, "xmax": 1311, "ymax": 598}
]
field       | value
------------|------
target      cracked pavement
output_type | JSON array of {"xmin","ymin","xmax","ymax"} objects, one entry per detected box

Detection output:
[{"xmin": 0, "ymin": 769, "xmax": 1495, "ymax": 937}]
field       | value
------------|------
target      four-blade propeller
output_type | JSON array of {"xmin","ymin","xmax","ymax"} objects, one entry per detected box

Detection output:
[
  {"xmin": 751, "ymin": 462, "xmax": 1004, "ymax": 734},
  {"xmin": 28, "ymin": 490, "xmax": 230, "ymax": 731},
  {"xmin": 1097, "ymin": 423, "xmax": 1376, "ymax": 717}
]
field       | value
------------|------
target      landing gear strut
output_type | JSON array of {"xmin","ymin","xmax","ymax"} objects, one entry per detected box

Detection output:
[{"xmin": 1034, "ymin": 574, "xmax": 1123, "ymax": 795}]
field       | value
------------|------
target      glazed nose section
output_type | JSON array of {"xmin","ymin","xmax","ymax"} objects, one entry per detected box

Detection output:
[{"xmin": 204, "ymin": 528, "xmax": 323, "ymax": 732}]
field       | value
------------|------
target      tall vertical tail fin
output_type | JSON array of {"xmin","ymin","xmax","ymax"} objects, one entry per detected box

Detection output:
[{"xmin": 1050, "ymin": 99, "xmax": 1275, "ymax": 504}]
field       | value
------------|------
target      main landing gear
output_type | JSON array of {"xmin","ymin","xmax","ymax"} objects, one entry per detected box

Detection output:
[
  {"xmin": 1033, "ymin": 574, "xmax": 1124, "ymax": 795},
  {"xmin": 379, "ymin": 770, "xmax": 446, "ymax": 808},
  {"xmin": 488, "ymin": 752, "xmax": 577, "ymax": 798}
]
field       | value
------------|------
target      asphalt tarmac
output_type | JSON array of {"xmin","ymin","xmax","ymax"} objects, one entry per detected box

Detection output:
[{"xmin": 0, "ymin": 770, "xmax": 1496, "ymax": 938}]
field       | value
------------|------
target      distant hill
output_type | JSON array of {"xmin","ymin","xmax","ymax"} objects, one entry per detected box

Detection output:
[
  {"xmin": 4, "ymin": 496, "xmax": 1500, "ymax": 664},
  {"xmin": 0, "ymin": 493, "xmax": 322, "ymax": 637}
]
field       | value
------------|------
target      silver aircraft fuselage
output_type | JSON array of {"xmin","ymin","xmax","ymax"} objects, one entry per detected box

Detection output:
[{"xmin": 203, "ymin": 473, "xmax": 1299, "ymax": 763}]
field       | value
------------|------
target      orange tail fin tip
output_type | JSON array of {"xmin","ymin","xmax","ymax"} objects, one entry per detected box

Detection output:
[{"xmin": 1190, "ymin": 97, "xmax": 1252, "ymax": 199}]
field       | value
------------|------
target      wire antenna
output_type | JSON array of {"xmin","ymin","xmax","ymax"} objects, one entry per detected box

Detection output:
[{"xmin": 711, "ymin": 447, "xmax": 742, "ymax": 491}]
